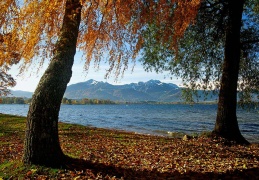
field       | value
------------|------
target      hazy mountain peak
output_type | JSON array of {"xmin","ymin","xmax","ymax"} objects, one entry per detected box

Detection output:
[
  {"xmin": 90, "ymin": 79, "xmax": 98, "ymax": 85},
  {"xmin": 146, "ymin": 79, "xmax": 161, "ymax": 84},
  {"xmin": 85, "ymin": 79, "xmax": 97, "ymax": 84},
  {"xmin": 7, "ymin": 79, "xmax": 218, "ymax": 102},
  {"xmin": 8, "ymin": 90, "xmax": 33, "ymax": 98},
  {"xmin": 64, "ymin": 79, "xmax": 183, "ymax": 102}
]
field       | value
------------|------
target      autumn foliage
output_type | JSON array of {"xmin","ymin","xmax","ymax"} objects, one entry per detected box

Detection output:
[
  {"xmin": 1, "ymin": 114, "xmax": 259, "ymax": 179},
  {"xmin": 2, "ymin": 0, "xmax": 203, "ymax": 167},
  {"xmin": 1, "ymin": 0, "xmax": 201, "ymax": 77}
]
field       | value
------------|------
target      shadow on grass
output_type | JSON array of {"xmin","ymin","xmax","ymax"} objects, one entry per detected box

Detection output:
[{"xmin": 64, "ymin": 156, "xmax": 259, "ymax": 180}]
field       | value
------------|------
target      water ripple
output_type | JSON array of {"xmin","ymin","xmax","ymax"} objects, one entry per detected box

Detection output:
[{"xmin": 0, "ymin": 104, "xmax": 258, "ymax": 143}]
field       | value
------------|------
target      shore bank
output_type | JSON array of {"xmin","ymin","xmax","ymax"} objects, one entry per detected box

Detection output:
[
  {"xmin": 1, "ymin": 104, "xmax": 259, "ymax": 144},
  {"xmin": 0, "ymin": 114, "xmax": 259, "ymax": 179}
]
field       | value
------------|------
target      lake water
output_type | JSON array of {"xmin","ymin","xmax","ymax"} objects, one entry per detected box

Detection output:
[{"xmin": 0, "ymin": 104, "xmax": 258, "ymax": 143}]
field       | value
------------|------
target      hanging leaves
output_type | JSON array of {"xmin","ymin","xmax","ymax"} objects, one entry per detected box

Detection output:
[
  {"xmin": 1, "ymin": 0, "xmax": 201, "ymax": 77},
  {"xmin": 0, "ymin": 0, "xmax": 202, "ymax": 95},
  {"xmin": 0, "ymin": 69, "xmax": 16, "ymax": 96}
]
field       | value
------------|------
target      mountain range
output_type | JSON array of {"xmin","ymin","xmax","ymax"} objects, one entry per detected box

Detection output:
[
  {"xmin": 8, "ymin": 90, "xmax": 33, "ymax": 98},
  {"xmin": 64, "ymin": 79, "xmax": 182, "ymax": 102},
  {"xmin": 9, "ymin": 79, "xmax": 218, "ymax": 102}
]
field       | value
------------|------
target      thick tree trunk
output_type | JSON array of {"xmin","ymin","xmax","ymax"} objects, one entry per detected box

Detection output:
[
  {"xmin": 23, "ymin": 0, "xmax": 82, "ymax": 166},
  {"xmin": 213, "ymin": 0, "xmax": 249, "ymax": 144}
]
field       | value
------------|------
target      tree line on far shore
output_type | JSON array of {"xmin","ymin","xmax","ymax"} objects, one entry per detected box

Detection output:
[
  {"xmin": 0, "ymin": 97, "xmax": 116, "ymax": 105},
  {"xmin": 61, "ymin": 97, "xmax": 115, "ymax": 105},
  {"xmin": 0, "ymin": 97, "xmax": 29, "ymax": 104}
]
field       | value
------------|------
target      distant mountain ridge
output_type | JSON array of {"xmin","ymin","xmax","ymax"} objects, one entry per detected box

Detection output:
[
  {"xmin": 64, "ymin": 79, "xmax": 216, "ymax": 102},
  {"xmin": 8, "ymin": 90, "xmax": 33, "ymax": 98},
  {"xmin": 8, "ymin": 79, "xmax": 218, "ymax": 102}
]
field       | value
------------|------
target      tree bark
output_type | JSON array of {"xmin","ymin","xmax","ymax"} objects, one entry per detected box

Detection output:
[
  {"xmin": 213, "ymin": 0, "xmax": 249, "ymax": 144},
  {"xmin": 23, "ymin": 0, "xmax": 82, "ymax": 166}
]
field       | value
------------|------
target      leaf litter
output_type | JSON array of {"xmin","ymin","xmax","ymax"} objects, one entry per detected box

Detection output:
[{"xmin": 0, "ymin": 116, "xmax": 259, "ymax": 179}]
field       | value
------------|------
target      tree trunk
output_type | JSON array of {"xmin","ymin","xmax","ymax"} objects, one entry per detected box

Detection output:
[
  {"xmin": 23, "ymin": 0, "xmax": 82, "ymax": 166},
  {"xmin": 213, "ymin": 0, "xmax": 249, "ymax": 145}
]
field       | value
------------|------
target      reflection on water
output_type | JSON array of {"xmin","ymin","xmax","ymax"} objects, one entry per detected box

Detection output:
[{"xmin": 0, "ymin": 104, "xmax": 258, "ymax": 143}]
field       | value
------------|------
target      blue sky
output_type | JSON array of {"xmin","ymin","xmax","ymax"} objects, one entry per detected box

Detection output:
[{"xmin": 9, "ymin": 54, "xmax": 182, "ymax": 92}]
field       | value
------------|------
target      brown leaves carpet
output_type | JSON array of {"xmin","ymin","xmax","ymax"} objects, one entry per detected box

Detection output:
[{"xmin": 0, "ymin": 116, "xmax": 259, "ymax": 179}]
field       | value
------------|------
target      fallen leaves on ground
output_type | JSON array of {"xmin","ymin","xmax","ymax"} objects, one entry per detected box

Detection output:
[{"xmin": 0, "ymin": 116, "xmax": 259, "ymax": 179}]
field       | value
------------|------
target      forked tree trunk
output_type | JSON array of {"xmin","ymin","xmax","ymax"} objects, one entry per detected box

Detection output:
[
  {"xmin": 23, "ymin": 0, "xmax": 82, "ymax": 166},
  {"xmin": 213, "ymin": 0, "xmax": 249, "ymax": 145}
]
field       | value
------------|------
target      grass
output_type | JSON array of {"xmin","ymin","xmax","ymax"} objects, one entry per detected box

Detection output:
[
  {"xmin": 0, "ymin": 113, "xmax": 259, "ymax": 179},
  {"xmin": 0, "ymin": 114, "xmax": 25, "ymax": 136}
]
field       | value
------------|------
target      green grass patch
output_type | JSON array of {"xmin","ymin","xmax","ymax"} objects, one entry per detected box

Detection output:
[
  {"xmin": 0, "ymin": 161, "xmax": 26, "ymax": 179},
  {"xmin": 0, "ymin": 114, "xmax": 26, "ymax": 136},
  {"xmin": 0, "ymin": 160, "xmax": 61, "ymax": 179},
  {"xmin": 59, "ymin": 123, "xmax": 74, "ymax": 130},
  {"xmin": 0, "ymin": 161, "xmax": 14, "ymax": 171}
]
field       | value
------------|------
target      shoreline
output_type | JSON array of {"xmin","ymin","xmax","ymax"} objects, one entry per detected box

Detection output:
[
  {"xmin": 1, "ymin": 113, "xmax": 259, "ymax": 144},
  {"xmin": 1, "ymin": 113, "xmax": 259, "ymax": 179}
]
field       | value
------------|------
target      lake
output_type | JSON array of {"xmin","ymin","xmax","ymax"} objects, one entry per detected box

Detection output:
[{"xmin": 0, "ymin": 104, "xmax": 258, "ymax": 143}]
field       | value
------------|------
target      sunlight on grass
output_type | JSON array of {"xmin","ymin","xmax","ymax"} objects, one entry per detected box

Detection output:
[
  {"xmin": 0, "ymin": 114, "xmax": 259, "ymax": 179},
  {"xmin": 0, "ymin": 114, "xmax": 26, "ymax": 136}
]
